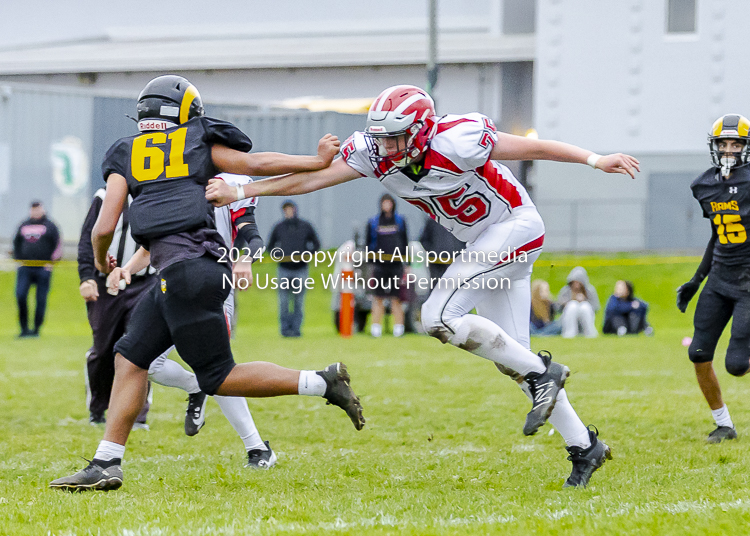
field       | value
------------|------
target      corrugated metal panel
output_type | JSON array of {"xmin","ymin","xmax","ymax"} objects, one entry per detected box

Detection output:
[
  {"xmin": 0, "ymin": 85, "xmax": 428, "ymax": 253},
  {"xmin": 0, "ymin": 86, "xmax": 93, "ymax": 245},
  {"xmin": 208, "ymin": 108, "xmax": 426, "ymax": 249}
]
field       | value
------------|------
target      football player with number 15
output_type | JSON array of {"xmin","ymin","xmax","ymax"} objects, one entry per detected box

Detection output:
[{"xmin": 677, "ymin": 114, "xmax": 750, "ymax": 444}]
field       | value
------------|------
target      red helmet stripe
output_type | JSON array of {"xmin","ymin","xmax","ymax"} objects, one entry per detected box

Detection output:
[
  {"xmin": 393, "ymin": 93, "xmax": 431, "ymax": 115},
  {"xmin": 373, "ymin": 85, "xmax": 419, "ymax": 112}
]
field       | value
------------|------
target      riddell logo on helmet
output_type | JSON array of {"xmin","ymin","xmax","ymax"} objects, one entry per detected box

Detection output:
[
  {"xmin": 138, "ymin": 120, "xmax": 175, "ymax": 131},
  {"xmin": 368, "ymin": 126, "xmax": 387, "ymax": 133}
]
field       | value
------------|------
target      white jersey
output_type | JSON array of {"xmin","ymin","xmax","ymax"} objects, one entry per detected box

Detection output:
[
  {"xmin": 342, "ymin": 113, "xmax": 535, "ymax": 244},
  {"xmin": 213, "ymin": 172, "xmax": 258, "ymax": 319},
  {"xmin": 214, "ymin": 173, "xmax": 258, "ymax": 248}
]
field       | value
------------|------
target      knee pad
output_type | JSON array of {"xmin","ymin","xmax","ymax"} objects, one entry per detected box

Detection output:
[
  {"xmin": 725, "ymin": 349, "xmax": 750, "ymax": 377},
  {"xmin": 688, "ymin": 339, "xmax": 714, "ymax": 364}
]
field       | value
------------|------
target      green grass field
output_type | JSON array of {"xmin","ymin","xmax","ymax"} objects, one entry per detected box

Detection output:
[{"xmin": 1, "ymin": 255, "xmax": 748, "ymax": 535}]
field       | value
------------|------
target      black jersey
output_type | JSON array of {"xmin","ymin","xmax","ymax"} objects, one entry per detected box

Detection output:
[
  {"xmin": 691, "ymin": 166, "xmax": 750, "ymax": 266},
  {"xmin": 101, "ymin": 116, "xmax": 252, "ymax": 269}
]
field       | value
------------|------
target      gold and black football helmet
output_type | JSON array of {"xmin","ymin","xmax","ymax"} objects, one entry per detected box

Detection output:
[
  {"xmin": 708, "ymin": 114, "xmax": 750, "ymax": 178},
  {"xmin": 136, "ymin": 75, "xmax": 204, "ymax": 132}
]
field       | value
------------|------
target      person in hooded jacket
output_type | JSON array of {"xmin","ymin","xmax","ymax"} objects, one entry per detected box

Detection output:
[{"xmin": 557, "ymin": 266, "xmax": 600, "ymax": 338}]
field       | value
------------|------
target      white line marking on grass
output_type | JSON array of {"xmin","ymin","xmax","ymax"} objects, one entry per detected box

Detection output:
[{"xmin": 107, "ymin": 499, "xmax": 750, "ymax": 536}]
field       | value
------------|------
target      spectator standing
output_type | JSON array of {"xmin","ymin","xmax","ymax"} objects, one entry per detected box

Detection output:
[
  {"xmin": 419, "ymin": 217, "xmax": 465, "ymax": 283},
  {"xmin": 557, "ymin": 266, "xmax": 600, "ymax": 338},
  {"xmin": 13, "ymin": 201, "xmax": 61, "ymax": 337},
  {"xmin": 367, "ymin": 193, "xmax": 408, "ymax": 337},
  {"xmin": 603, "ymin": 280, "xmax": 651, "ymax": 336},
  {"xmin": 268, "ymin": 200, "xmax": 320, "ymax": 337}
]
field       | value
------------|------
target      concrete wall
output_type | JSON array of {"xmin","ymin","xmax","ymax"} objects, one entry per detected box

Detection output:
[
  {"xmin": 532, "ymin": 153, "xmax": 712, "ymax": 251},
  {"xmin": 532, "ymin": 0, "xmax": 747, "ymax": 250},
  {"xmin": 534, "ymin": 0, "xmax": 748, "ymax": 154}
]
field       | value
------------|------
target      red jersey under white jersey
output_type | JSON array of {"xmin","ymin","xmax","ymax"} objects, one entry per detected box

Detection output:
[{"xmin": 342, "ymin": 113, "xmax": 535, "ymax": 244}]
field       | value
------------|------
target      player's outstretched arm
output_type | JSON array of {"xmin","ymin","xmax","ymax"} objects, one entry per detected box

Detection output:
[
  {"xmin": 92, "ymin": 174, "xmax": 128, "ymax": 274},
  {"xmin": 212, "ymin": 134, "xmax": 340, "ymax": 177},
  {"xmin": 206, "ymin": 157, "xmax": 362, "ymax": 207},
  {"xmin": 491, "ymin": 132, "xmax": 641, "ymax": 179}
]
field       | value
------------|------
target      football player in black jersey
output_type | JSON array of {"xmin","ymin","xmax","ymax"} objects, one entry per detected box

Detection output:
[
  {"xmin": 51, "ymin": 75, "xmax": 365, "ymax": 492},
  {"xmin": 677, "ymin": 113, "xmax": 750, "ymax": 443}
]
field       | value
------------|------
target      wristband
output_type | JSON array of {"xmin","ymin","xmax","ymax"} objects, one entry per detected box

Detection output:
[
  {"xmin": 587, "ymin": 153, "xmax": 601, "ymax": 169},
  {"xmin": 236, "ymin": 185, "xmax": 246, "ymax": 201}
]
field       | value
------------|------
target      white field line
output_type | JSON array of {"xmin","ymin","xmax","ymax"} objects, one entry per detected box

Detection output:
[{"xmin": 39, "ymin": 498, "xmax": 749, "ymax": 536}]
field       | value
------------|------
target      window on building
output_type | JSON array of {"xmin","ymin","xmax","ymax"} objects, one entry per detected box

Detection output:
[
  {"xmin": 666, "ymin": 0, "xmax": 697, "ymax": 33},
  {"xmin": 502, "ymin": 0, "xmax": 536, "ymax": 35}
]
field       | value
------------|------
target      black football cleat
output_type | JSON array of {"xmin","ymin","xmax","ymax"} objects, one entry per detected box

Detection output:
[
  {"xmin": 707, "ymin": 425, "xmax": 737, "ymax": 443},
  {"xmin": 49, "ymin": 459, "xmax": 123, "ymax": 492},
  {"xmin": 563, "ymin": 426, "xmax": 612, "ymax": 489},
  {"xmin": 523, "ymin": 351, "xmax": 570, "ymax": 436},
  {"xmin": 89, "ymin": 412, "xmax": 106, "ymax": 426},
  {"xmin": 245, "ymin": 441, "xmax": 278, "ymax": 469},
  {"xmin": 185, "ymin": 391, "xmax": 208, "ymax": 437},
  {"xmin": 317, "ymin": 363, "xmax": 365, "ymax": 431}
]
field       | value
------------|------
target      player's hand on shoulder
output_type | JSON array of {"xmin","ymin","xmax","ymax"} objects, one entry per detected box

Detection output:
[
  {"xmin": 596, "ymin": 153, "xmax": 641, "ymax": 179},
  {"xmin": 79, "ymin": 279, "xmax": 99, "ymax": 302},
  {"xmin": 206, "ymin": 178, "xmax": 236, "ymax": 207},
  {"xmin": 232, "ymin": 259, "xmax": 253, "ymax": 291},
  {"xmin": 676, "ymin": 279, "xmax": 701, "ymax": 313},
  {"xmin": 317, "ymin": 134, "xmax": 341, "ymax": 168}
]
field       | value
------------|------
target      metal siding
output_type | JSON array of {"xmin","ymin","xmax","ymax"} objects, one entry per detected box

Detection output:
[
  {"xmin": 0, "ymin": 87, "xmax": 428, "ymax": 253},
  {"xmin": 0, "ymin": 87, "xmax": 93, "ymax": 246},
  {"xmin": 205, "ymin": 108, "xmax": 426, "ymax": 249},
  {"xmin": 91, "ymin": 96, "xmax": 138, "ymax": 189},
  {"xmin": 647, "ymin": 172, "xmax": 711, "ymax": 250}
]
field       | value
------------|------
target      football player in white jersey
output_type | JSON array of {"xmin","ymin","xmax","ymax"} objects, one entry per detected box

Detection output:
[
  {"xmin": 206, "ymin": 85, "xmax": 640, "ymax": 487},
  {"xmin": 108, "ymin": 173, "xmax": 276, "ymax": 469}
]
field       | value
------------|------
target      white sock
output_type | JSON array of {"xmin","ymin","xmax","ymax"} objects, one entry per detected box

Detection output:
[
  {"xmin": 519, "ymin": 384, "xmax": 591, "ymax": 448},
  {"xmin": 149, "ymin": 358, "xmax": 201, "ymax": 395},
  {"xmin": 371, "ymin": 323, "xmax": 382, "ymax": 338},
  {"xmin": 213, "ymin": 396, "xmax": 267, "ymax": 451},
  {"xmin": 298, "ymin": 370, "xmax": 327, "ymax": 396},
  {"xmin": 450, "ymin": 315, "xmax": 545, "ymax": 377},
  {"xmin": 393, "ymin": 324, "xmax": 405, "ymax": 337},
  {"xmin": 712, "ymin": 404, "xmax": 734, "ymax": 428},
  {"xmin": 94, "ymin": 440, "xmax": 125, "ymax": 461}
]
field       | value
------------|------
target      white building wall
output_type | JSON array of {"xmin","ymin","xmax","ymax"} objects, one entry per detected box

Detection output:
[
  {"xmin": 533, "ymin": 0, "xmax": 750, "ymax": 251},
  {"xmin": 535, "ymin": 0, "xmax": 750, "ymax": 154}
]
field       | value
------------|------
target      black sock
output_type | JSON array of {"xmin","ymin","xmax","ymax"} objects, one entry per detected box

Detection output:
[{"xmin": 92, "ymin": 457, "xmax": 121, "ymax": 468}]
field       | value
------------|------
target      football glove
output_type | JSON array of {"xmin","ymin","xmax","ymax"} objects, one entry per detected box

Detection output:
[{"xmin": 676, "ymin": 279, "xmax": 701, "ymax": 313}]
